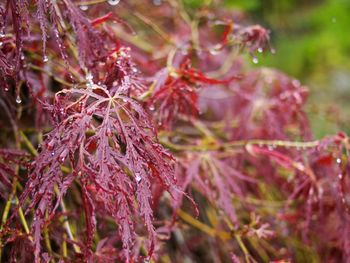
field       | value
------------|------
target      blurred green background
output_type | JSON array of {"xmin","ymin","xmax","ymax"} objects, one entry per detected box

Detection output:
[{"xmin": 186, "ymin": 0, "xmax": 350, "ymax": 138}]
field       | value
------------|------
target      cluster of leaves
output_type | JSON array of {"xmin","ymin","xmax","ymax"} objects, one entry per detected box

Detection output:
[{"xmin": 0, "ymin": 0, "xmax": 349, "ymax": 262}]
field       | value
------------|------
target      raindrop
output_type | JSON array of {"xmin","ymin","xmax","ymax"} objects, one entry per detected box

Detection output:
[
  {"xmin": 257, "ymin": 47, "xmax": 263, "ymax": 53},
  {"xmin": 132, "ymin": 67, "xmax": 138, "ymax": 73},
  {"xmin": 43, "ymin": 55, "xmax": 49, "ymax": 63},
  {"xmin": 148, "ymin": 104, "xmax": 155, "ymax": 111},
  {"xmin": 336, "ymin": 158, "xmax": 342, "ymax": 164},
  {"xmin": 79, "ymin": 5, "xmax": 88, "ymax": 10},
  {"xmin": 4, "ymin": 87, "xmax": 9, "ymax": 91},
  {"xmin": 51, "ymin": 152, "xmax": 55, "ymax": 156},
  {"xmin": 86, "ymin": 72, "xmax": 93, "ymax": 82},
  {"xmin": 209, "ymin": 47, "xmax": 221, "ymax": 55},
  {"xmin": 252, "ymin": 57, "xmax": 259, "ymax": 64},
  {"xmin": 86, "ymin": 72, "xmax": 94, "ymax": 88},
  {"xmin": 108, "ymin": 0, "xmax": 120, "ymax": 6},
  {"xmin": 16, "ymin": 95, "xmax": 22, "ymax": 104},
  {"xmin": 47, "ymin": 139, "xmax": 55, "ymax": 150},
  {"xmin": 135, "ymin": 173, "xmax": 142, "ymax": 183},
  {"xmin": 59, "ymin": 149, "xmax": 68, "ymax": 163},
  {"xmin": 338, "ymin": 173, "xmax": 343, "ymax": 179}
]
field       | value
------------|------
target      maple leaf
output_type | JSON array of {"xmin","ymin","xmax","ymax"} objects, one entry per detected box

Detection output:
[{"xmin": 14, "ymin": 82, "xmax": 177, "ymax": 262}]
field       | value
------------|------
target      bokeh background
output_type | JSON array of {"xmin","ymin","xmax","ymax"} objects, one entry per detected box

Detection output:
[{"xmin": 185, "ymin": 0, "xmax": 350, "ymax": 138}]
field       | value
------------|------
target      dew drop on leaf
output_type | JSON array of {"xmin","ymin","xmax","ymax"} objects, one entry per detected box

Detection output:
[
  {"xmin": 86, "ymin": 72, "xmax": 93, "ymax": 82},
  {"xmin": 135, "ymin": 173, "xmax": 142, "ymax": 183},
  {"xmin": 107, "ymin": 0, "xmax": 120, "ymax": 6},
  {"xmin": 257, "ymin": 47, "xmax": 263, "ymax": 53},
  {"xmin": 16, "ymin": 95, "xmax": 22, "ymax": 104},
  {"xmin": 252, "ymin": 57, "xmax": 259, "ymax": 64},
  {"xmin": 209, "ymin": 48, "xmax": 220, "ymax": 55}
]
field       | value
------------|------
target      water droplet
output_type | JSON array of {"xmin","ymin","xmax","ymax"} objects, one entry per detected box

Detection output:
[
  {"xmin": 0, "ymin": 42, "xmax": 3, "ymax": 47},
  {"xmin": 86, "ymin": 72, "xmax": 94, "ymax": 88},
  {"xmin": 209, "ymin": 47, "xmax": 221, "ymax": 55},
  {"xmin": 86, "ymin": 72, "xmax": 93, "ymax": 82},
  {"xmin": 132, "ymin": 67, "xmax": 138, "ymax": 73},
  {"xmin": 59, "ymin": 149, "xmax": 68, "ymax": 163},
  {"xmin": 153, "ymin": 0, "xmax": 161, "ymax": 5},
  {"xmin": 51, "ymin": 152, "xmax": 55, "ymax": 156},
  {"xmin": 338, "ymin": 173, "xmax": 343, "ymax": 179},
  {"xmin": 122, "ymin": 98, "xmax": 128, "ymax": 103},
  {"xmin": 4, "ymin": 87, "xmax": 9, "ymax": 91},
  {"xmin": 79, "ymin": 5, "xmax": 88, "ymax": 10},
  {"xmin": 252, "ymin": 57, "xmax": 259, "ymax": 64},
  {"xmin": 257, "ymin": 47, "xmax": 263, "ymax": 53},
  {"xmin": 135, "ymin": 173, "xmax": 142, "ymax": 183},
  {"xmin": 108, "ymin": 0, "xmax": 120, "ymax": 6},
  {"xmin": 336, "ymin": 158, "xmax": 342, "ymax": 164},
  {"xmin": 148, "ymin": 105, "xmax": 155, "ymax": 111},
  {"xmin": 16, "ymin": 95, "xmax": 22, "ymax": 104},
  {"xmin": 0, "ymin": 32, "xmax": 5, "ymax": 38},
  {"xmin": 43, "ymin": 55, "xmax": 48, "ymax": 62}
]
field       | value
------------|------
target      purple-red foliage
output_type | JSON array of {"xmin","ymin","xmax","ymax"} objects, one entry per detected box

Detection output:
[{"xmin": 0, "ymin": 1, "xmax": 349, "ymax": 263}]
